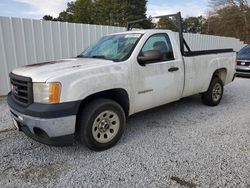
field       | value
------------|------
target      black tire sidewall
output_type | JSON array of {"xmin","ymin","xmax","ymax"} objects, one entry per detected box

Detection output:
[
  {"xmin": 78, "ymin": 99, "xmax": 126, "ymax": 151},
  {"xmin": 202, "ymin": 77, "xmax": 224, "ymax": 106}
]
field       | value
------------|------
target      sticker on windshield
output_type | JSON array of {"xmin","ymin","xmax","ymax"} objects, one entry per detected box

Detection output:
[{"xmin": 124, "ymin": 34, "xmax": 141, "ymax": 39}]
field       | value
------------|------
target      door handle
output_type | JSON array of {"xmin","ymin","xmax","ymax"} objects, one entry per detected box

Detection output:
[{"xmin": 168, "ymin": 67, "xmax": 179, "ymax": 72}]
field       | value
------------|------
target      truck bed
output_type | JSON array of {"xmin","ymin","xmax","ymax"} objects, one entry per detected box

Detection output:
[{"xmin": 182, "ymin": 52, "xmax": 236, "ymax": 98}]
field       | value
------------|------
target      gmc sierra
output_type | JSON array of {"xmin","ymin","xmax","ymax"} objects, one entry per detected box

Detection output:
[{"xmin": 7, "ymin": 13, "xmax": 236, "ymax": 151}]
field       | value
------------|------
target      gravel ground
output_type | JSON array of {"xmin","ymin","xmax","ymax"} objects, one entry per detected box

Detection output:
[
  {"xmin": 0, "ymin": 78, "xmax": 249, "ymax": 188},
  {"xmin": 0, "ymin": 97, "xmax": 15, "ymax": 132}
]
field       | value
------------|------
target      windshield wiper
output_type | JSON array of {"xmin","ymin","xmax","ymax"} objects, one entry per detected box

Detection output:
[
  {"xmin": 90, "ymin": 55, "xmax": 108, "ymax": 60},
  {"xmin": 77, "ymin": 55, "xmax": 116, "ymax": 61},
  {"xmin": 91, "ymin": 55, "xmax": 116, "ymax": 61},
  {"xmin": 77, "ymin": 55, "xmax": 88, "ymax": 58}
]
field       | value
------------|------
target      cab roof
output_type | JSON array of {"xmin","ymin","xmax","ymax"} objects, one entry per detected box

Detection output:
[{"xmin": 108, "ymin": 29, "xmax": 172, "ymax": 36}]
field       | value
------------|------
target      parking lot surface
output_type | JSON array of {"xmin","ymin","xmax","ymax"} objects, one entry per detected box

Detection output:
[{"xmin": 0, "ymin": 78, "xmax": 249, "ymax": 188}]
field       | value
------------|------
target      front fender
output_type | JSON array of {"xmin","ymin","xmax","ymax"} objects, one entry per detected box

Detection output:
[{"xmin": 48, "ymin": 63, "xmax": 131, "ymax": 103}]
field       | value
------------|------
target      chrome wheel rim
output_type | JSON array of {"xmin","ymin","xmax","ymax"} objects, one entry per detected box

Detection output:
[
  {"xmin": 212, "ymin": 83, "xmax": 222, "ymax": 102},
  {"xmin": 92, "ymin": 110, "xmax": 120, "ymax": 144}
]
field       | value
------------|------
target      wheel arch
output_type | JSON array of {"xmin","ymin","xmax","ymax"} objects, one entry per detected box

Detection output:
[
  {"xmin": 212, "ymin": 68, "xmax": 227, "ymax": 85},
  {"xmin": 77, "ymin": 88, "xmax": 130, "ymax": 117}
]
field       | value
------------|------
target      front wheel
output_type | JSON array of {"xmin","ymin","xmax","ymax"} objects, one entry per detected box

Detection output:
[
  {"xmin": 201, "ymin": 77, "xmax": 224, "ymax": 106},
  {"xmin": 77, "ymin": 99, "xmax": 126, "ymax": 151}
]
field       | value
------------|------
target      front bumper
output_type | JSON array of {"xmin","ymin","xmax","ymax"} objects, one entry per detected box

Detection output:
[
  {"xmin": 7, "ymin": 93, "xmax": 81, "ymax": 146},
  {"xmin": 236, "ymin": 65, "xmax": 250, "ymax": 77}
]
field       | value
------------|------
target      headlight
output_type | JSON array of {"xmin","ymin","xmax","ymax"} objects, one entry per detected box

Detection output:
[{"xmin": 33, "ymin": 82, "xmax": 61, "ymax": 104}]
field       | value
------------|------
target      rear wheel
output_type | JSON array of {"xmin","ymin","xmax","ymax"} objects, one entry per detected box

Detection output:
[
  {"xmin": 77, "ymin": 99, "xmax": 126, "ymax": 151},
  {"xmin": 202, "ymin": 77, "xmax": 224, "ymax": 106}
]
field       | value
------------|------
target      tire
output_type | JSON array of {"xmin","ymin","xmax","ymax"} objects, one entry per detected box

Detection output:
[
  {"xmin": 77, "ymin": 99, "xmax": 126, "ymax": 151},
  {"xmin": 201, "ymin": 77, "xmax": 224, "ymax": 106}
]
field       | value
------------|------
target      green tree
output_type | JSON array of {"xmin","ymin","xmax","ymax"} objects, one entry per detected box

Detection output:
[
  {"xmin": 42, "ymin": 0, "xmax": 152, "ymax": 27},
  {"xmin": 126, "ymin": 0, "xmax": 150, "ymax": 28},
  {"xmin": 157, "ymin": 17, "xmax": 178, "ymax": 31},
  {"xmin": 183, "ymin": 16, "xmax": 207, "ymax": 33},
  {"xmin": 57, "ymin": 1, "xmax": 75, "ymax": 22},
  {"xmin": 93, "ymin": 0, "xmax": 151, "ymax": 27},
  {"xmin": 43, "ymin": 15, "xmax": 54, "ymax": 21},
  {"xmin": 57, "ymin": 11, "xmax": 74, "ymax": 22},
  {"xmin": 73, "ymin": 0, "xmax": 95, "ymax": 24},
  {"xmin": 140, "ymin": 17, "xmax": 155, "ymax": 29},
  {"xmin": 94, "ymin": 0, "xmax": 128, "ymax": 26}
]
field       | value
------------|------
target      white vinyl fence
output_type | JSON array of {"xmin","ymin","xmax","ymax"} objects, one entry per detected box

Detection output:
[
  {"xmin": 0, "ymin": 17, "xmax": 126, "ymax": 95},
  {"xmin": 0, "ymin": 16, "xmax": 246, "ymax": 96}
]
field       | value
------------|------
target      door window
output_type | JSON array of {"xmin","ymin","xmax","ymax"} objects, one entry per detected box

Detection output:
[{"xmin": 140, "ymin": 34, "xmax": 174, "ymax": 63}]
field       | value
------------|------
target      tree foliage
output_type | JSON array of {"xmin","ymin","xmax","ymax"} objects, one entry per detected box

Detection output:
[
  {"xmin": 183, "ymin": 16, "xmax": 207, "ymax": 33},
  {"xmin": 157, "ymin": 16, "xmax": 208, "ymax": 34},
  {"xmin": 42, "ymin": 0, "xmax": 250, "ymax": 43},
  {"xmin": 207, "ymin": 0, "xmax": 250, "ymax": 43},
  {"xmin": 209, "ymin": 0, "xmax": 249, "ymax": 7},
  {"xmin": 43, "ymin": 15, "xmax": 54, "ymax": 21},
  {"xmin": 157, "ymin": 17, "xmax": 178, "ymax": 31},
  {"xmin": 43, "ymin": 0, "xmax": 150, "ymax": 27}
]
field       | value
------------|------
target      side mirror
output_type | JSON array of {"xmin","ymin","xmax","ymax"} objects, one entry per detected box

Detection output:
[{"xmin": 138, "ymin": 50, "xmax": 162, "ymax": 66}]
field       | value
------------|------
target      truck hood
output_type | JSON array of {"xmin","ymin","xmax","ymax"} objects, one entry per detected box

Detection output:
[
  {"xmin": 237, "ymin": 55, "xmax": 250, "ymax": 61},
  {"xmin": 12, "ymin": 58, "xmax": 114, "ymax": 82}
]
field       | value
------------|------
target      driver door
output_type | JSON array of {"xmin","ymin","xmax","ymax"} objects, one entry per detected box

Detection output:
[{"xmin": 132, "ymin": 33, "xmax": 184, "ymax": 113}]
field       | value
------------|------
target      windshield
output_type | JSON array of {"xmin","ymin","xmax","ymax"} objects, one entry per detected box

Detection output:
[
  {"xmin": 238, "ymin": 45, "xmax": 250, "ymax": 57},
  {"xmin": 78, "ymin": 33, "xmax": 142, "ymax": 62}
]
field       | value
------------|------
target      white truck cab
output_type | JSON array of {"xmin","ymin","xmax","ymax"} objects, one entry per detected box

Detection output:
[{"xmin": 8, "ymin": 13, "xmax": 236, "ymax": 151}]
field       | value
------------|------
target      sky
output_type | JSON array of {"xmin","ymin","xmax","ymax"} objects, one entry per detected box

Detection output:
[{"xmin": 0, "ymin": 0, "xmax": 209, "ymax": 19}]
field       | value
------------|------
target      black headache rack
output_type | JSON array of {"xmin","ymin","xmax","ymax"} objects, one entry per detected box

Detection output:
[{"xmin": 127, "ymin": 12, "xmax": 234, "ymax": 56}]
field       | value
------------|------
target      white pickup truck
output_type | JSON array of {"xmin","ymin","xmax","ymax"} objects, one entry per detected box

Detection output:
[{"xmin": 7, "ymin": 13, "xmax": 236, "ymax": 151}]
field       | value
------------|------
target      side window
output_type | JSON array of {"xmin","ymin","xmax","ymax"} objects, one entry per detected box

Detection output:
[{"xmin": 141, "ymin": 34, "xmax": 174, "ymax": 62}]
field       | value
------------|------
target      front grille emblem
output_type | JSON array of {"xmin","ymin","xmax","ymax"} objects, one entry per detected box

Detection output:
[
  {"xmin": 241, "ymin": 62, "xmax": 246, "ymax": 65},
  {"xmin": 12, "ymin": 85, "xmax": 18, "ymax": 95}
]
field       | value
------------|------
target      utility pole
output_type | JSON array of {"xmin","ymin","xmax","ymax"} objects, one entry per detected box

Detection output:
[{"xmin": 243, "ymin": 10, "xmax": 249, "ymax": 43}]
